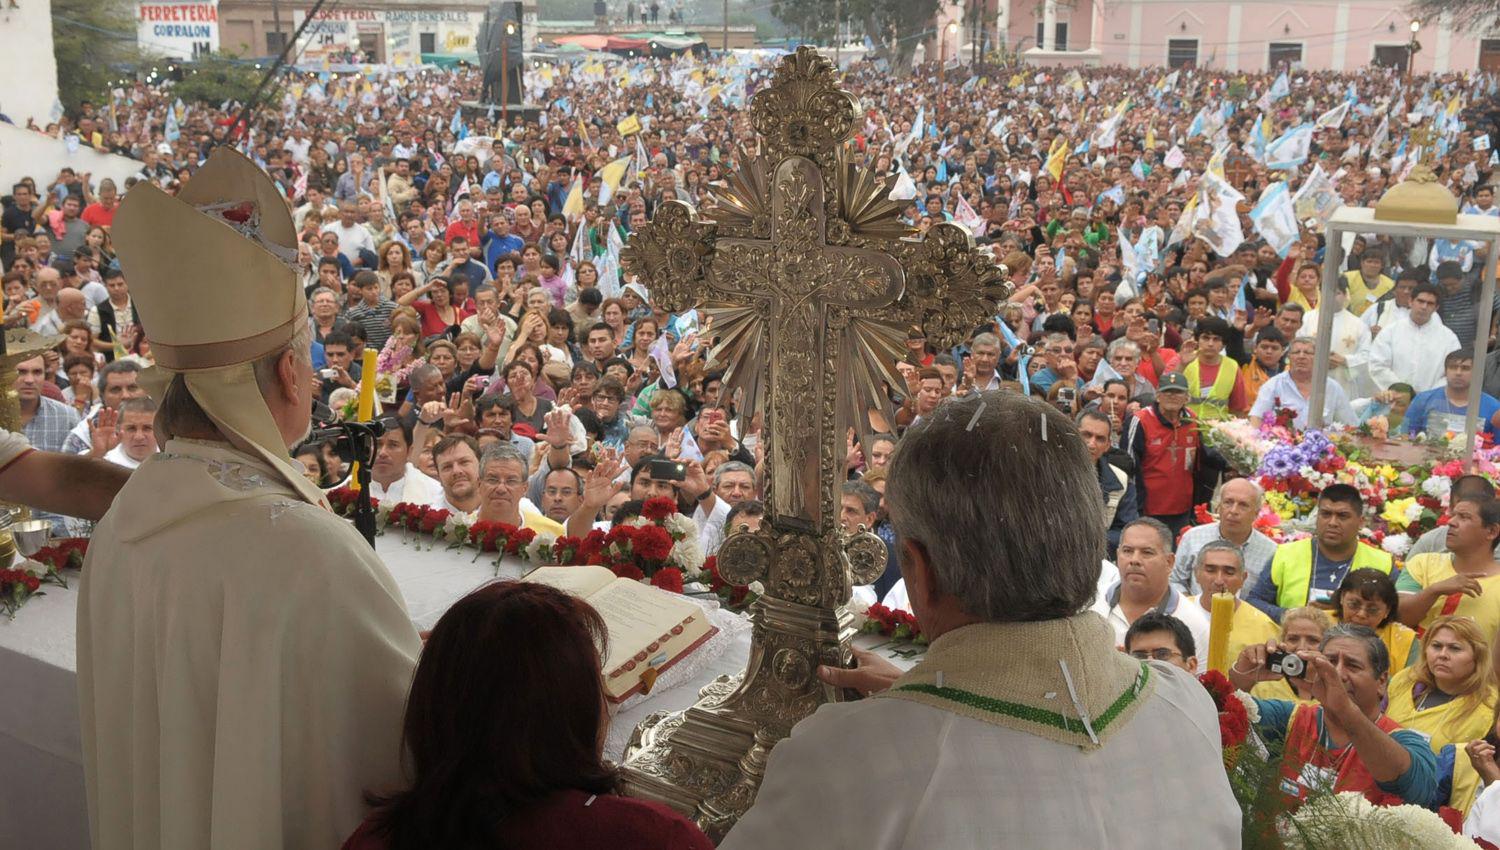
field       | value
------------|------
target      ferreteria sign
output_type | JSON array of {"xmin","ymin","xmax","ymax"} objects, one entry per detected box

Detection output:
[{"xmin": 136, "ymin": 1, "xmax": 220, "ymax": 60}]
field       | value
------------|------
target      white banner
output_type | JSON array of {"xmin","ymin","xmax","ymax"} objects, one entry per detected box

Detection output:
[{"xmin": 137, "ymin": 1, "xmax": 219, "ymax": 60}]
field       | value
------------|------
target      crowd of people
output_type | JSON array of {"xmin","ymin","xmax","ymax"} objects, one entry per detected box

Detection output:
[{"xmin": 10, "ymin": 43, "xmax": 1500, "ymax": 847}]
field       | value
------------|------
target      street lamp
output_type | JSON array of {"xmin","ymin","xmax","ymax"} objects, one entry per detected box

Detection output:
[
  {"xmin": 501, "ymin": 20, "xmax": 517, "ymax": 129},
  {"xmin": 1407, "ymin": 20, "xmax": 1421, "ymax": 80}
]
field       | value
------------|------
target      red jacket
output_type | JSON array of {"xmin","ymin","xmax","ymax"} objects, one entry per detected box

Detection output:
[{"xmin": 1126, "ymin": 404, "xmax": 1200, "ymax": 517}]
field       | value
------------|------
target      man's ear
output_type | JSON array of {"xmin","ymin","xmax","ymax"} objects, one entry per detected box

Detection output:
[
  {"xmin": 900, "ymin": 537, "xmax": 936, "ymax": 604},
  {"xmin": 277, "ymin": 349, "xmax": 302, "ymax": 406}
]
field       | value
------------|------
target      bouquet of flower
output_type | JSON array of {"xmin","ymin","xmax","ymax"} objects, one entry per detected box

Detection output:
[
  {"xmin": 467, "ymin": 521, "xmax": 537, "ymax": 558},
  {"xmin": 373, "ymin": 337, "xmax": 418, "ymax": 403},
  {"xmin": 1281, "ymin": 791, "xmax": 1484, "ymax": 849},
  {"xmin": 859, "ymin": 603, "xmax": 926, "ymax": 644},
  {"xmin": 592, "ymin": 497, "xmax": 704, "ymax": 592},
  {"xmin": 0, "ymin": 568, "xmax": 43, "ymax": 620},
  {"xmin": 1198, "ymin": 670, "xmax": 1254, "ymax": 756},
  {"xmin": 29, "ymin": 538, "xmax": 89, "ymax": 573},
  {"xmin": 326, "ymin": 486, "xmax": 372, "ymax": 517}
]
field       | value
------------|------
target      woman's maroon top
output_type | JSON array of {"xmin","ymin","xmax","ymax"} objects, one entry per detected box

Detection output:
[{"xmin": 341, "ymin": 789, "xmax": 715, "ymax": 850}]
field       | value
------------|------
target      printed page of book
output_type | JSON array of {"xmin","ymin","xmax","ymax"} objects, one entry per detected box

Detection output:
[
  {"xmin": 523, "ymin": 564, "xmax": 617, "ymax": 599},
  {"xmin": 585, "ymin": 579, "xmax": 715, "ymax": 700}
]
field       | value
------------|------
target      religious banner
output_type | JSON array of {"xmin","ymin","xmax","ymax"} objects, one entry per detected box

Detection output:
[{"xmin": 136, "ymin": 1, "xmax": 219, "ymax": 60}]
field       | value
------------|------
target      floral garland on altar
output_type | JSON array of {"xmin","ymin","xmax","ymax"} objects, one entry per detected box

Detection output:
[
  {"xmin": 0, "ymin": 538, "xmax": 86, "ymax": 619},
  {"xmin": 326, "ymin": 489, "xmax": 709, "ymax": 593},
  {"xmin": 1206, "ymin": 412, "xmax": 1500, "ymax": 558}
]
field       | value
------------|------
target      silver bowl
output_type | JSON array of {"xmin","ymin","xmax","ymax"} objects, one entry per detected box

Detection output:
[{"xmin": 11, "ymin": 520, "xmax": 53, "ymax": 558}]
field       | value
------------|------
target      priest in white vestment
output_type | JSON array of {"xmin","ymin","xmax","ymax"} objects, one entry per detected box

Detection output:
[
  {"xmin": 1302, "ymin": 283, "xmax": 1373, "ymax": 400},
  {"xmin": 1367, "ymin": 284, "xmax": 1461, "ymax": 393},
  {"xmin": 78, "ymin": 150, "xmax": 421, "ymax": 850},
  {"xmin": 720, "ymin": 392, "xmax": 1239, "ymax": 849}
]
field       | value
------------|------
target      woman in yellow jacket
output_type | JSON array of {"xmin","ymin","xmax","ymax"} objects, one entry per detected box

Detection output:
[
  {"xmin": 1389, "ymin": 616, "xmax": 1498, "ymax": 815},
  {"xmin": 1249, "ymin": 606, "xmax": 1333, "ymax": 704},
  {"xmin": 1334, "ymin": 568, "xmax": 1417, "ymax": 673}
]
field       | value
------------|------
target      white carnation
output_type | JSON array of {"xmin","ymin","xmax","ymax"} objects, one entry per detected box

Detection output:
[
  {"xmin": 1423, "ymin": 475, "xmax": 1453, "ymax": 499},
  {"xmin": 1381, "ymin": 533, "xmax": 1413, "ymax": 557},
  {"xmin": 626, "ymin": 515, "xmax": 651, "ymax": 528},
  {"xmin": 663, "ymin": 512, "xmax": 697, "ymax": 539},
  {"xmin": 668, "ymin": 536, "xmax": 705, "ymax": 572},
  {"xmin": 526, "ymin": 532, "xmax": 559, "ymax": 564},
  {"xmin": 1232, "ymin": 689, "xmax": 1259, "ymax": 723},
  {"xmin": 748, "ymin": 580, "xmax": 765, "ymax": 596},
  {"xmin": 1405, "ymin": 502, "xmax": 1424, "ymax": 524}
]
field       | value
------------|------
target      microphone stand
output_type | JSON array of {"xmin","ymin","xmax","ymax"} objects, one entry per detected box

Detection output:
[{"xmin": 309, "ymin": 419, "xmax": 386, "ymax": 549}]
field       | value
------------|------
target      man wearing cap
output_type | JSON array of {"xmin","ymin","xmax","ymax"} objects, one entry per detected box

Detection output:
[
  {"xmin": 79, "ymin": 150, "xmax": 421, "ymax": 850},
  {"xmin": 1124, "ymin": 371, "xmax": 1201, "ymax": 538}
]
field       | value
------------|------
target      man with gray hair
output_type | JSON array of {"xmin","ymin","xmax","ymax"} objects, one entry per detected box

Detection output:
[
  {"xmin": 967, "ymin": 331, "xmax": 1003, "ymax": 391},
  {"xmin": 1170, "ymin": 477, "xmax": 1277, "ymax": 596},
  {"xmin": 1229, "ymin": 623, "xmax": 1440, "ymax": 806},
  {"xmin": 1183, "ymin": 539, "xmax": 1278, "ymax": 662},
  {"xmin": 721, "ymin": 391, "xmax": 1238, "ymax": 848}
]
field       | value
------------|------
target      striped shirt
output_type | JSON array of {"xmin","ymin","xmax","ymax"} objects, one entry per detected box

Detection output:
[{"xmin": 344, "ymin": 299, "xmax": 397, "ymax": 350}]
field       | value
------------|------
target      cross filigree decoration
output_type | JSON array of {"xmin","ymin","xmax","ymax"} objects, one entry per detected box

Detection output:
[
  {"xmin": 615, "ymin": 47, "xmax": 1011, "ymax": 838},
  {"xmin": 623, "ymin": 48, "xmax": 1009, "ymax": 528}
]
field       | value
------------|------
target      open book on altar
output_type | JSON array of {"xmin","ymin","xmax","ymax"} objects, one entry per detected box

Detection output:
[{"xmin": 524, "ymin": 566, "xmax": 718, "ymax": 702}]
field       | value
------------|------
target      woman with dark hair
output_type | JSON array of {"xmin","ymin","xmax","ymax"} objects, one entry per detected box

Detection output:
[
  {"xmin": 398, "ymin": 275, "xmax": 471, "ymax": 338},
  {"xmin": 343, "ymin": 582, "xmax": 713, "ymax": 850},
  {"xmin": 1336, "ymin": 567, "xmax": 1417, "ymax": 673}
]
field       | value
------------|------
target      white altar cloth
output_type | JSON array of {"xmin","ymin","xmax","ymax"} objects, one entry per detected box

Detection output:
[{"xmin": 0, "ymin": 529, "xmax": 913, "ymax": 849}]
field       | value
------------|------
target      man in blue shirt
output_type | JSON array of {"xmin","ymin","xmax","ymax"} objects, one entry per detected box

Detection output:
[
  {"xmin": 1404, "ymin": 350, "xmax": 1500, "ymax": 437},
  {"xmin": 481, "ymin": 213, "xmax": 524, "ymax": 274},
  {"xmin": 1226, "ymin": 624, "xmax": 1439, "ymax": 807}
]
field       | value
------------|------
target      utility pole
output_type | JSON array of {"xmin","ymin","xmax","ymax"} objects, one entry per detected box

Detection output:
[
  {"xmin": 723, "ymin": 0, "xmax": 729, "ymax": 53},
  {"xmin": 271, "ymin": 0, "xmax": 283, "ymax": 55}
]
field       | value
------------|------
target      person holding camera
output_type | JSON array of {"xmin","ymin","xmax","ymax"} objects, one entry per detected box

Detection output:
[{"xmin": 1228, "ymin": 624, "xmax": 1441, "ymax": 807}]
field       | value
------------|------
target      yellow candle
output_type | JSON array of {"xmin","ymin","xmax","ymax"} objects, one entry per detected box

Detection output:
[
  {"xmin": 350, "ymin": 349, "xmax": 378, "ymax": 490},
  {"xmin": 1208, "ymin": 592, "xmax": 1235, "ymax": 674}
]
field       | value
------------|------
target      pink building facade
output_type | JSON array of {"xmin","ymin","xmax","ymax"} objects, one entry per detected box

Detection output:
[{"xmin": 932, "ymin": 1, "xmax": 1496, "ymax": 72}]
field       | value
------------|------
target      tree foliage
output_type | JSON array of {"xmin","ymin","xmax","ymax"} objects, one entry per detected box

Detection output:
[
  {"xmin": 52, "ymin": 0, "xmax": 140, "ymax": 113},
  {"xmin": 771, "ymin": 0, "xmax": 944, "ymax": 69},
  {"xmin": 171, "ymin": 54, "xmax": 274, "ymax": 109},
  {"xmin": 1405, "ymin": 0, "xmax": 1500, "ymax": 31}
]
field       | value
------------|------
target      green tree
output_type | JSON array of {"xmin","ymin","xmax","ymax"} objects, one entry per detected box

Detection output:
[
  {"xmin": 51, "ymin": 0, "xmax": 140, "ymax": 112},
  {"xmin": 171, "ymin": 53, "xmax": 275, "ymax": 108},
  {"xmin": 1405, "ymin": 0, "xmax": 1499, "ymax": 30},
  {"xmin": 770, "ymin": 0, "xmax": 943, "ymax": 69}
]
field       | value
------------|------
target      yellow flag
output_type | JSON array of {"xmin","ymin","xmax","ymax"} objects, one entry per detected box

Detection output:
[
  {"xmin": 1045, "ymin": 138, "xmax": 1070, "ymax": 181},
  {"xmin": 616, "ymin": 114, "xmax": 642, "ymax": 137},
  {"xmin": 1145, "ymin": 124, "xmax": 1156, "ymax": 150},
  {"xmin": 562, "ymin": 175, "xmax": 585, "ymax": 218},
  {"xmin": 599, "ymin": 155, "xmax": 632, "ymax": 190},
  {"xmin": 1008, "ymin": 73, "xmax": 1024, "ymax": 89},
  {"xmin": 577, "ymin": 115, "xmax": 592, "ymax": 147},
  {"xmin": 1447, "ymin": 95, "xmax": 1463, "ymax": 117},
  {"xmin": 1207, "ymin": 146, "xmax": 1227, "ymax": 178}
]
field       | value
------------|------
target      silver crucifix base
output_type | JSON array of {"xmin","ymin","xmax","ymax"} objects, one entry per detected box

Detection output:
[{"xmin": 619, "ymin": 588, "xmax": 866, "ymax": 842}]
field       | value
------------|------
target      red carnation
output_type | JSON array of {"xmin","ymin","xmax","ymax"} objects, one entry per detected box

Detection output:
[
  {"xmin": 650, "ymin": 567, "xmax": 685, "ymax": 594},
  {"xmin": 419, "ymin": 508, "xmax": 451, "ymax": 534},
  {"xmin": 577, "ymin": 529, "xmax": 607, "ymax": 564},
  {"xmin": 611, "ymin": 562, "xmax": 645, "ymax": 581},
  {"xmin": 641, "ymin": 496, "xmax": 678, "ymax": 522},
  {"xmin": 24, "ymin": 576, "xmax": 41, "ymax": 592},
  {"xmin": 505, "ymin": 527, "xmax": 537, "ymax": 556},
  {"xmin": 633, "ymin": 524, "xmax": 675, "ymax": 562}
]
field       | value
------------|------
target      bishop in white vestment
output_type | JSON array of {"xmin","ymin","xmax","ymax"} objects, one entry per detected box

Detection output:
[{"xmin": 78, "ymin": 150, "xmax": 421, "ymax": 850}]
